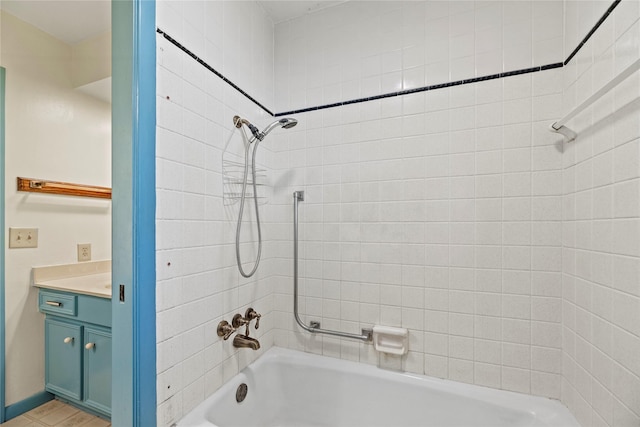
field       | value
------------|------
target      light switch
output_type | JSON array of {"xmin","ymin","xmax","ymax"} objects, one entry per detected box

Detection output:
[{"xmin": 9, "ymin": 228, "xmax": 38, "ymax": 248}]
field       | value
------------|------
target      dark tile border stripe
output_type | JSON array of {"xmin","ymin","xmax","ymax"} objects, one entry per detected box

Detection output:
[
  {"xmin": 276, "ymin": 63, "xmax": 563, "ymax": 117},
  {"xmin": 157, "ymin": 0, "xmax": 616, "ymax": 117},
  {"xmin": 564, "ymin": 0, "xmax": 621, "ymax": 66},
  {"xmin": 156, "ymin": 28, "xmax": 274, "ymax": 116}
]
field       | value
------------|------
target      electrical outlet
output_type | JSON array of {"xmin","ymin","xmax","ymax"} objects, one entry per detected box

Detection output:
[
  {"xmin": 9, "ymin": 228, "xmax": 38, "ymax": 248},
  {"xmin": 77, "ymin": 243, "xmax": 91, "ymax": 262}
]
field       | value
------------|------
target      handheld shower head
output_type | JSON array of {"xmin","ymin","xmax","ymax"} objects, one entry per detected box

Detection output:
[
  {"xmin": 257, "ymin": 118, "xmax": 298, "ymax": 140},
  {"xmin": 279, "ymin": 118, "xmax": 298, "ymax": 129},
  {"xmin": 233, "ymin": 116, "xmax": 297, "ymax": 142}
]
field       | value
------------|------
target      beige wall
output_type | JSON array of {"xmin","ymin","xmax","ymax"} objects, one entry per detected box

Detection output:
[
  {"xmin": 1, "ymin": 11, "xmax": 111, "ymax": 405},
  {"xmin": 72, "ymin": 31, "xmax": 111, "ymax": 88}
]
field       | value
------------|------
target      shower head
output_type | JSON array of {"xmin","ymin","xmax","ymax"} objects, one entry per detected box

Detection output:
[
  {"xmin": 233, "ymin": 115, "xmax": 298, "ymax": 142},
  {"xmin": 257, "ymin": 118, "xmax": 298, "ymax": 140},
  {"xmin": 279, "ymin": 118, "xmax": 298, "ymax": 129}
]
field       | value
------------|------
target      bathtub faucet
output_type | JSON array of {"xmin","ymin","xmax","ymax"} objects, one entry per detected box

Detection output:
[
  {"xmin": 233, "ymin": 334, "xmax": 261, "ymax": 350},
  {"xmin": 217, "ymin": 307, "xmax": 262, "ymax": 350}
]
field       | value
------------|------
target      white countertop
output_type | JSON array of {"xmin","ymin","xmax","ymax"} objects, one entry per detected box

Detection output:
[
  {"xmin": 32, "ymin": 261, "xmax": 111, "ymax": 299},
  {"xmin": 35, "ymin": 273, "xmax": 111, "ymax": 298}
]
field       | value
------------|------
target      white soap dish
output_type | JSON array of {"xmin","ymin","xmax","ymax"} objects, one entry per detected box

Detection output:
[{"xmin": 372, "ymin": 325, "xmax": 408, "ymax": 355}]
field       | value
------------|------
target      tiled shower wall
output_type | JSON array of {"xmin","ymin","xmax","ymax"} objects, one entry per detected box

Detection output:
[
  {"xmin": 271, "ymin": 0, "xmax": 567, "ymax": 400},
  {"xmin": 561, "ymin": 1, "xmax": 640, "ymax": 426},
  {"xmin": 155, "ymin": 1, "xmax": 276, "ymax": 425},
  {"xmin": 153, "ymin": 1, "xmax": 640, "ymax": 426},
  {"xmin": 272, "ymin": 72, "xmax": 568, "ymax": 397},
  {"xmin": 275, "ymin": 1, "xmax": 563, "ymax": 113}
]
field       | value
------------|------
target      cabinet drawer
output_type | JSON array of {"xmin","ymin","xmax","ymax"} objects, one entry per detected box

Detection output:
[{"xmin": 39, "ymin": 291, "xmax": 77, "ymax": 317}]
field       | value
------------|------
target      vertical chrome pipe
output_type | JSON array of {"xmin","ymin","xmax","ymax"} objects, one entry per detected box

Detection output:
[
  {"xmin": 292, "ymin": 191, "xmax": 372, "ymax": 342},
  {"xmin": 293, "ymin": 191, "xmax": 310, "ymax": 332}
]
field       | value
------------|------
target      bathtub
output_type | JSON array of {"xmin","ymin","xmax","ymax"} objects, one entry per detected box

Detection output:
[{"xmin": 177, "ymin": 347, "xmax": 579, "ymax": 427}]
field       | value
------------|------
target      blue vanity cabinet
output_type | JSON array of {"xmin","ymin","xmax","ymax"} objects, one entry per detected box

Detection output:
[{"xmin": 38, "ymin": 288, "xmax": 111, "ymax": 418}]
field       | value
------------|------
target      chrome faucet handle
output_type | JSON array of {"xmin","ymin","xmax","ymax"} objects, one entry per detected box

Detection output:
[
  {"xmin": 245, "ymin": 307, "xmax": 261, "ymax": 329},
  {"xmin": 217, "ymin": 320, "xmax": 236, "ymax": 340}
]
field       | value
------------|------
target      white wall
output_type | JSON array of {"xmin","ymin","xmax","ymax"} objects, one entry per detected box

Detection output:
[
  {"xmin": 272, "ymin": 72, "xmax": 568, "ymax": 396},
  {"xmin": 275, "ymin": 0, "xmax": 563, "ymax": 112},
  {"xmin": 1, "ymin": 11, "xmax": 111, "ymax": 405},
  {"xmin": 155, "ymin": 1, "xmax": 275, "ymax": 425},
  {"xmin": 271, "ymin": 0, "xmax": 566, "ymax": 399},
  {"xmin": 561, "ymin": 1, "xmax": 640, "ymax": 425}
]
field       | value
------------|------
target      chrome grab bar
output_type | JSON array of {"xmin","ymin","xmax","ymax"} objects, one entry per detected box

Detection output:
[{"xmin": 293, "ymin": 191, "xmax": 373, "ymax": 342}]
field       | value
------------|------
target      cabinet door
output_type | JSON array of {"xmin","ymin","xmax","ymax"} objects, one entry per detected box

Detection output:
[
  {"xmin": 45, "ymin": 319, "xmax": 82, "ymax": 400},
  {"xmin": 83, "ymin": 327, "xmax": 112, "ymax": 415}
]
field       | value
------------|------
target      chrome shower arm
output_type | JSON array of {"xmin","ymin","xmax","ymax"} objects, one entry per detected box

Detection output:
[{"xmin": 233, "ymin": 115, "xmax": 260, "ymax": 140}]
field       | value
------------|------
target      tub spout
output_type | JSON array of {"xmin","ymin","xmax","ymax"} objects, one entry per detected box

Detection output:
[{"xmin": 233, "ymin": 334, "xmax": 260, "ymax": 350}]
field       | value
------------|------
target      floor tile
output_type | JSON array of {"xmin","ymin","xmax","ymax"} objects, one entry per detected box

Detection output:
[
  {"xmin": 1, "ymin": 401, "xmax": 109, "ymax": 427},
  {"xmin": 23, "ymin": 401, "xmax": 65, "ymax": 421},
  {"xmin": 78, "ymin": 417, "xmax": 110, "ymax": 427},
  {"xmin": 36, "ymin": 405, "xmax": 79, "ymax": 426},
  {"xmin": 56, "ymin": 411, "xmax": 95, "ymax": 427},
  {"xmin": 0, "ymin": 415, "xmax": 42, "ymax": 427}
]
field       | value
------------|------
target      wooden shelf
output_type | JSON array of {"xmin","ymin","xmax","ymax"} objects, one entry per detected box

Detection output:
[{"xmin": 17, "ymin": 177, "xmax": 111, "ymax": 199}]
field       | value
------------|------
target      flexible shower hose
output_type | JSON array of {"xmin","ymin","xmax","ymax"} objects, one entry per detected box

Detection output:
[{"xmin": 235, "ymin": 139, "xmax": 262, "ymax": 278}]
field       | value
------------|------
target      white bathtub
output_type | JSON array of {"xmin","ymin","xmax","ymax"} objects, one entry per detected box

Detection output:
[{"xmin": 177, "ymin": 347, "xmax": 579, "ymax": 427}]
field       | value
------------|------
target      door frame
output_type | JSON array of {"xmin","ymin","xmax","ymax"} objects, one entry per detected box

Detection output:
[
  {"xmin": 111, "ymin": 0, "xmax": 156, "ymax": 426},
  {"xmin": 0, "ymin": 66, "xmax": 6, "ymax": 423}
]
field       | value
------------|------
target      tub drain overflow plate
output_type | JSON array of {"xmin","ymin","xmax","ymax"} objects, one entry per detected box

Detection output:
[{"xmin": 236, "ymin": 383, "xmax": 248, "ymax": 403}]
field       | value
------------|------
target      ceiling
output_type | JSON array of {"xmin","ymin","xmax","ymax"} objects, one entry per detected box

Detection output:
[{"xmin": 257, "ymin": 1, "xmax": 346, "ymax": 23}]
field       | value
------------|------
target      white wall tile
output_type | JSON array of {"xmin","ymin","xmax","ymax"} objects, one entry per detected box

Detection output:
[
  {"xmin": 157, "ymin": 3, "xmax": 640, "ymax": 426},
  {"xmin": 560, "ymin": 2, "xmax": 640, "ymax": 425}
]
